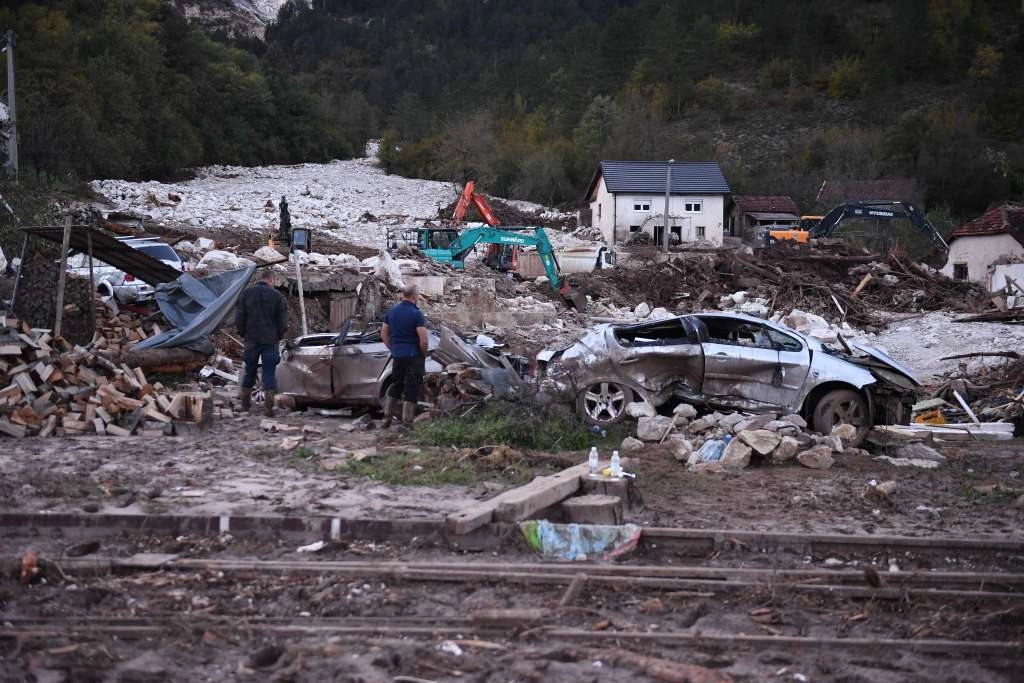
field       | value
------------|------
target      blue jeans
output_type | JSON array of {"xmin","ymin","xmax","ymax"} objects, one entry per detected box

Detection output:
[{"xmin": 242, "ymin": 343, "xmax": 281, "ymax": 391}]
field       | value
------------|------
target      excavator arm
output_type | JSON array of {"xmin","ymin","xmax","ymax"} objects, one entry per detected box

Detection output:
[
  {"xmin": 452, "ymin": 180, "xmax": 501, "ymax": 226},
  {"xmin": 810, "ymin": 201, "xmax": 949, "ymax": 251},
  {"xmin": 439, "ymin": 226, "xmax": 587, "ymax": 311}
]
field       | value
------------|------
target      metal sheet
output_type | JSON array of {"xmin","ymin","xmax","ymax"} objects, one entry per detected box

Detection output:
[{"xmin": 21, "ymin": 225, "xmax": 181, "ymax": 285}]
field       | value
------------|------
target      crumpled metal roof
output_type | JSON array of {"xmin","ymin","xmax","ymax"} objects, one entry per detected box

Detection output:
[{"xmin": 21, "ymin": 225, "xmax": 181, "ymax": 285}]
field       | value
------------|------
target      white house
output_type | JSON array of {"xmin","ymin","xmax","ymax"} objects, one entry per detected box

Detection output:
[
  {"xmin": 585, "ymin": 160, "xmax": 730, "ymax": 246},
  {"xmin": 941, "ymin": 204, "xmax": 1024, "ymax": 287}
]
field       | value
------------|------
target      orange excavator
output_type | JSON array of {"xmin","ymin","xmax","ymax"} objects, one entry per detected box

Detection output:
[{"xmin": 452, "ymin": 180, "xmax": 501, "ymax": 226}]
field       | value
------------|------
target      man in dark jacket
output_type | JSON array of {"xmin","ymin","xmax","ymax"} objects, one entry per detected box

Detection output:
[
  {"xmin": 381, "ymin": 284, "xmax": 429, "ymax": 427},
  {"xmin": 235, "ymin": 270, "xmax": 289, "ymax": 415}
]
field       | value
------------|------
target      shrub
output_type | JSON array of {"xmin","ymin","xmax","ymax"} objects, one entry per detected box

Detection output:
[{"xmin": 827, "ymin": 55, "xmax": 865, "ymax": 98}]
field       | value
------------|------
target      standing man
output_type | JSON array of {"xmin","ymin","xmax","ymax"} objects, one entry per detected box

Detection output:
[
  {"xmin": 235, "ymin": 270, "xmax": 289, "ymax": 416},
  {"xmin": 381, "ymin": 284, "xmax": 429, "ymax": 427}
]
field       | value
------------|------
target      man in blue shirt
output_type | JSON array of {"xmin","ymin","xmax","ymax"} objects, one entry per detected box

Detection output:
[{"xmin": 381, "ymin": 284, "xmax": 429, "ymax": 427}]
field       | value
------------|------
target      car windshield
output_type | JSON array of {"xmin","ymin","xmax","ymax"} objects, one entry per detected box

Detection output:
[{"xmin": 135, "ymin": 244, "xmax": 180, "ymax": 263}]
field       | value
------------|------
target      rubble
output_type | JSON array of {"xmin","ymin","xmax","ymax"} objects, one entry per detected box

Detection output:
[
  {"xmin": 797, "ymin": 445, "xmax": 835, "ymax": 470},
  {"xmin": 0, "ymin": 308, "xmax": 210, "ymax": 438}
]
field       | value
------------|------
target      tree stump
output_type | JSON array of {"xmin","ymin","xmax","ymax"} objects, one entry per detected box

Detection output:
[
  {"xmin": 562, "ymin": 494, "xmax": 624, "ymax": 526},
  {"xmin": 582, "ymin": 475, "xmax": 631, "ymax": 506}
]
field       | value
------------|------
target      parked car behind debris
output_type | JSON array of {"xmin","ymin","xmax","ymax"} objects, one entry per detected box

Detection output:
[
  {"xmin": 537, "ymin": 312, "xmax": 919, "ymax": 444},
  {"xmin": 68, "ymin": 237, "xmax": 184, "ymax": 303}
]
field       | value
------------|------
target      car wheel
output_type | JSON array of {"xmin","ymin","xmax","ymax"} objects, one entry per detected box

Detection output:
[
  {"xmin": 577, "ymin": 382, "xmax": 634, "ymax": 426},
  {"xmin": 812, "ymin": 389, "xmax": 869, "ymax": 444}
]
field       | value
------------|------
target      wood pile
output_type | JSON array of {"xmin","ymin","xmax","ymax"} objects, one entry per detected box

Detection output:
[
  {"xmin": 89, "ymin": 297, "xmax": 163, "ymax": 354},
  {"xmin": 13, "ymin": 239, "xmax": 95, "ymax": 345},
  {"xmin": 0, "ymin": 309, "xmax": 212, "ymax": 439}
]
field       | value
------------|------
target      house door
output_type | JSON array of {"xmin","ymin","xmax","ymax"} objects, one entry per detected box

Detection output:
[{"xmin": 653, "ymin": 225, "xmax": 664, "ymax": 245}]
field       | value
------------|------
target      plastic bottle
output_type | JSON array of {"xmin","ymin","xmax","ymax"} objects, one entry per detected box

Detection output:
[
  {"xmin": 610, "ymin": 450, "xmax": 622, "ymax": 478},
  {"xmin": 587, "ymin": 446, "xmax": 599, "ymax": 475}
]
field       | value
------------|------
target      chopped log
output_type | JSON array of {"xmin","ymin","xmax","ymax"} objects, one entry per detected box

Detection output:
[
  {"xmin": 562, "ymin": 494, "xmax": 624, "ymax": 525},
  {"xmin": 122, "ymin": 347, "xmax": 211, "ymax": 373},
  {"xmin": 0, "ymin": 419, "xmax": 26, "ymax": 438}
]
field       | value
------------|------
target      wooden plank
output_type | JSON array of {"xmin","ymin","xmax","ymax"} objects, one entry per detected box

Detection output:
[
  {"xmin": 447, "ymin": 463, "xmax": 588, "ymax": 534},
  {"xmin": 952, "ymin": 390, "xmax": 981, "ymax": 425},
  {"xmin": 0, "ymin": 344, "xmax": 23, "ymax": 356}
]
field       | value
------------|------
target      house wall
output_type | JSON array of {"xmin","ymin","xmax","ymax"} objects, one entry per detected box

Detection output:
[
  {"xmin": 941, "ymin": 234, "xmax": 1024, "ymax": 284},
  {"xmin": 589, "ymin": 188, "xmax": 724, "ymax": 246}
]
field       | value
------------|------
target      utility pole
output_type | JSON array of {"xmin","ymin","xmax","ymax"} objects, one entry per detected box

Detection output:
[
  {"xmin": 2, "ymin": 30, "xmax": 17, "ymax": 183},
  {"xmin": 662, "ymin": 159, "xmax": 674, "ymax": 252}
]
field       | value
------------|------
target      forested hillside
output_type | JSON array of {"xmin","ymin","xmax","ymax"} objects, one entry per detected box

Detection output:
[{"xmin": 2, "ymin": 0, "xmax": 1022, "ymax": 218}]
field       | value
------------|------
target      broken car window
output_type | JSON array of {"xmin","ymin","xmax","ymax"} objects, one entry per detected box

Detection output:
[
  {"xmin": 613, "ymin": 319, "xmax": 690, "ymax": 347},
  {"xmin": 699, "ymin": 317, "xmax": 801, "ymax": 352}
]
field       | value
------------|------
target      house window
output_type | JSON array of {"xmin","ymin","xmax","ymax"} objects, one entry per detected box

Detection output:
[
  {"xmin": 629, "ymin": 225, "xmax": 641, "ymax": 233},
  {"xmin": 953, "ymin": 263, "xmax": 968, "ymax": 281},
  {"xmin": 696, "ymin": 226, "xmax": 706, "ymax": 239},
  {"xmin": 685, "ymin": 202, "xmax": 703, "ymax": 213},
  {"xmin": 633, "ymin": 200, "xmax": 651, "ymax": 212}
]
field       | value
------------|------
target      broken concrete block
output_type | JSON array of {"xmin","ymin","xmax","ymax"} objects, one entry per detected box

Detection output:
[
  {"xmin": 895, "ymin": 442, "xmax": 946, "ymax": 463},
  {"xmin": 772, "ymin": 436, "xmax": 800, "ymax": 463},
  {"xmin": 673, "ymin": 403, "xmax": 698, "ymax": 419},
  {"xmin": 620, "ymin": 436, "xmax": 645, "ymax": 453},
  {"xmin": 626, "ymin": 401, "xmax": 657, "ymax": 418},
  {"xmin": 797, "ymin": 445, "xmax": 835, "ymax": 470},
  {"xmin": 637, "ymin": 415, "xmax": 674, "ymax": 441},
  {"xmin": 634, "ymin": 302, "xmax": 651, "ymax": 318},
  {"xmin": 721, "ymin": 439, "xmax": 752, "ymax": 470},
  {"xmin": 738, "ymin": 429, "xmax": 781, "ymax": 455},
  {"xmin": 666, "ymin": 434, "xmax": 694, "ymax": 461}
]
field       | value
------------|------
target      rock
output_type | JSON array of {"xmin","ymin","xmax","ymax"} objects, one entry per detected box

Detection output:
[
  {"xmin": 830, "ymin": 423, "xmax": 859, "ymax": 445},
  {"xmin": 717, "ymin": 413, "xmax": 746, "ymax": 431},
  {"xmin": 688, "ymin": 415, "xmax": 719, "ymax": 434},
  {"xmin": 686, "ymin": 450, "xmax": 703, "ymax": 467},
  {"xmin": 782, "ymin": 309, "xmax": 830, "ymax": 335},
  {"xmin": 647, "ymin": 306, "xmax": 672, "ymax": 320},
  {"xmin": 673, "ymin": 403, "xmax": 698, "ymax": 419},
  {"xmin": 781, "ymin": 414, "xmax": 807, "ymax": 429},
  {"xmin": 816, "ymin": 435, "xmax": 844, "ymax": 452},
  {"xmin": 875, "ymin": 480, "xmax": 898, "ymax": 496},
  {"xmin": 738, "ymin": 429, "xmax": 781, "ymax": 455},
  {"xmin": 721, "ymin": 439, "xmax": 752, "ymax": 470},
  {"xmin": 637, "ymin": 415, "xmax": 674, "ymax": 441},
  {"xmin": 254, "ymin": 245, "xmax": 285, "ymax": 262},
  {"xmin": 634, "ymin": 302, "xmax": 651, "ymax": 318},
  {"xmin": 729, "ymin": 291, "xmax": 748, "ymax": 305},
  {"xmin": 666, "ymin": 434, "xmax": 694, "ymax": 461},
  {"xmin": 620, "ymin": 436, "xmax": 645, "ymax": 453},
  {"xmin": 772, "ymin": 436, "xmax": 800, "ymax": 464},
  {"xmin": 766, "ymin": 420, "xmax": 800, "ymax": 434},
  {"xmin": 626, "ymin": 401, "xmax": 657, "ymax": 418},
  {"xmin": 842, "ymin": 447, "xmax": 871, "ymax": 458},
  {"xmin": 797, "ymin": 445, "xmax": 835, "ymax": 470},
  {"xmin": 895, "ymin": 442, "xmax": 946, "ymax": 463},
  {"xmin": 734, "ymin": 414, "xmax": 775, "ymax": 433},
  {"xmin": 195, "ymin": 236, "xmax": 216, "ymax": 252}
]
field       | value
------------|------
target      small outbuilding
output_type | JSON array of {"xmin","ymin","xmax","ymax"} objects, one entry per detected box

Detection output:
[
  {"xmin": 727, "ymin": 195, "xmax": 801, "ymax": 242},
  {"xmin": 941, "ymin": 204, "xmax": 1024, "ymax": 287}
]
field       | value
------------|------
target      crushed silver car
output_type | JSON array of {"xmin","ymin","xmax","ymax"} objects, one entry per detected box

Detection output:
[
  {"xmin": 537, "ymin": 312, "xmax": 918, "ymax": 442},
  {"xmin": 277, "ymin": 320, "xmax": 518, "ymax": 409}
]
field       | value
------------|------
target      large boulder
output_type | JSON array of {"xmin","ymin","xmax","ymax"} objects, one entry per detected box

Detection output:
[
  {"xmin": 197, "ymin": 250, "xmax": 254, "ymax": 274},
  {"xmin": 666, "ymin": 434, "xmax": 694, "ymax": 462},
  {"xmin": 721, "ymin": 439, "xmax": 752, "ymax": 470},
  {"xmin": 626, "ymin": 401, "xmax": 657, "ymax": 419},
  {"xmin": 634, "ymin": 302, "xmax": 651, "ymax": 319},
  {"xmin": 637, "ymin": 415, "xmax": 674, "ymax": 441},
  {"xmin": 738, "ymin": 429, "xmax": 782, "ymax": 455},
  {"xmin": 797, "ymin": 445, "xmax": 835, "ymax": 470},
  {"xmin": 620, "ymin": 436, "xmax": 645, "ymax": 453},
  {"xmin": 254, "ymin": 245, "xmax": 285, "ymax": 262}
]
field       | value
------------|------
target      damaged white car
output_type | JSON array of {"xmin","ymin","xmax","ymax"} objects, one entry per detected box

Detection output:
[{"xmin": 537, "ymin": 312, "xmax": 919, "ymax": 443}]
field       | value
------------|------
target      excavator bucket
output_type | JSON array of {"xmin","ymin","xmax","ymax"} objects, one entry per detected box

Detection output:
[{"xmin": 559, "ymin": 281, "xmax": 588, "ymax": 313}]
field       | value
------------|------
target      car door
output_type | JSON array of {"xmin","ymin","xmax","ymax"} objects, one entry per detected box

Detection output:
[
  {"xmin": 331, "ymin": 338, "xmax": 392, "ymax": 402},
  {"xmin": 696, "ymin": 315, "xmax": 796, "ymax": 410},
  {"xmin": 608, "ymin": 317, "xmax": 704, "ymax": 393}
]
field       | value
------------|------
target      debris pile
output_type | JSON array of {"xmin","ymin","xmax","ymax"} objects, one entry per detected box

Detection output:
[
  {"xmin": 89, "ymin": 297, "xmax": 165, "ymax": 355},
  {"xmin": 0, "ymin": 309, "xmax": 211, "ymax": 438},
  {"xmin": 626, "ymin": 404, "xmax": 871, "ymax": 472},
  {"xmin": 586, "ymin": 244, "xmax": 987, "ymax": 330}
]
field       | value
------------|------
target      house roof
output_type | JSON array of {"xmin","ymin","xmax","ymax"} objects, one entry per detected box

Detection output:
[
  {"xmin": 587, "ymin": 160, "xmax": 730, "ymax": 200},
  {"xmin": 816, "ymin": 178, "xmax": 919, "ymax": 204},
  {"xmin": 732, "ymin": 195, "xmax": 800, "ymax": 215},
  {"xmin": 948, "ymin": 204, "xmax": 1024, "ymax": 247},
  {"xmin": 748, "ymin": 211, "xmax": 800, "ymax": 221}
]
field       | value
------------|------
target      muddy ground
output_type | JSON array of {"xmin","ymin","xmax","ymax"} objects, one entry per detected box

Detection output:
[{"xmin": 2, "ymin": 407, "xmax": 1024, "ymax": 681}]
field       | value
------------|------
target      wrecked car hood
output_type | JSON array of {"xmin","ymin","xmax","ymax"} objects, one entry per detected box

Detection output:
[{"xmin": 850, "ymin": 343, "xmax": 920, "ymax": 387}]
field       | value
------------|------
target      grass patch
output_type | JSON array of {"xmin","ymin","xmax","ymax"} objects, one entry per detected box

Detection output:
[
  {"xmin": 961, "ymin": 484, "xmax": 1021, "ymax": 505},
  {"xmin": 342, "ymin": 449, "xmax": 534, "ymax": 487},
  {"xmin": 412, "ymin": 400, "xmax": 629, "ymax": 451}
]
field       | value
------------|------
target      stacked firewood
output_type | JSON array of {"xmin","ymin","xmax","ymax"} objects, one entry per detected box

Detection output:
[
  {"xmin": 0, "ymin": 309, "xmax": 211, "ymax": 438},
  {"xmin": 90, "ymin": 297, "xmax": 164, "ymax": 354}
]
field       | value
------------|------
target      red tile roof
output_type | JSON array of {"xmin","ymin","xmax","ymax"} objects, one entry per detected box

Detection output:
[
  {"xmin": 948, "ymin": 204, "xmax": 1024, "ymax": 245},
  {"xmin": 732, "ymin": 195, "xmax": 800, "ymax": 215},
  {"xmin": 816, "ymin": 178, "xmax": 919, "ymax": 204}
]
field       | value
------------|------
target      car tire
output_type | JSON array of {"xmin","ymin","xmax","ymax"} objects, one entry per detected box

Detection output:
[
  {"xmin": 812, "ymin": 389, "xmax": 869, "ymax": 445},
  {"xmin": 577, "ymin": 381, "xmax": 634, "ymax": 426}
]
